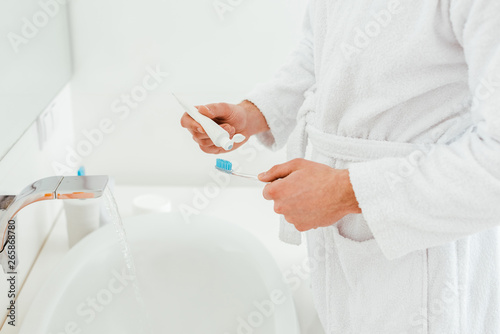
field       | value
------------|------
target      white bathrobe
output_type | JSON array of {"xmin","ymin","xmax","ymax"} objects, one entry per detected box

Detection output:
[{"xmin": 246, "ymin": 0, "xmax": 500, "ymax": 333}]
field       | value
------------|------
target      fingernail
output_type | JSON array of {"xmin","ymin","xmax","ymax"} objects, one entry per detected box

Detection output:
[
  {"xmin": 197, "ymin": 127, "xmax": 204, "ymax": 133},
  {"xmin": 204, "ymin": 106, "xmax": 214, "ymax": 118},
  {"xmin": 258, "ymin": 172, "xmax": 266, "ymax": 179}
]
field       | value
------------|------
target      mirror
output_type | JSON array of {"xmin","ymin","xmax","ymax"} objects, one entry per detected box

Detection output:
[{"xmin": 0, "ymin": 0, "xmax": 72, "ymax": 160}]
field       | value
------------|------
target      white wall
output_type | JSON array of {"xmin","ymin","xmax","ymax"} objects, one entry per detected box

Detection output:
[{"xmin": 68, "ymin": 0, "xmax": 307, "ymax": 186}]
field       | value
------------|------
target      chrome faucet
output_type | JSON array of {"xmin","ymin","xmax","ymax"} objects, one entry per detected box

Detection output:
[{"xmin": 0, "ymin": 176, "xmax": 108, "ymax": 272}]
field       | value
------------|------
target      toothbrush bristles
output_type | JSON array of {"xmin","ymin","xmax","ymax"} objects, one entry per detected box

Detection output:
[{"xmin": 216, "ymin": 159, "xmax": 233, "ymax": 172}]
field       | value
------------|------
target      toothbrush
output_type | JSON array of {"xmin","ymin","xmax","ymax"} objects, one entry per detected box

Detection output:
[
  {"xmin": 215, "ymin": 159, "xmax": 261, "ymax": 181},
  {"xmin": 173, "ymin": 94, "xmax": 246, "ymax": 151}
]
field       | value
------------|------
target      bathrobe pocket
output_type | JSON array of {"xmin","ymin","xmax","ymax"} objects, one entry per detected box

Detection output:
[{"xmin": 326, "ymin": 222, "xmax": 427, "ymax": 334}]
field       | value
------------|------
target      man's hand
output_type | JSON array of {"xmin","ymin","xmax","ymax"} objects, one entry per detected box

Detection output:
[
  {"xmin": 259, "ymin": 159, "xmax": 362, "ymax": 232},
  {"xmin": 180, "ymin": 100, "xmax": 269, "ymax": 154}
]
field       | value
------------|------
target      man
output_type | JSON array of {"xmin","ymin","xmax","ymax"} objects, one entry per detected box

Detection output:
[{"xmin": 181, "ymin": 0, "xmax": 500, "ymax": 332}]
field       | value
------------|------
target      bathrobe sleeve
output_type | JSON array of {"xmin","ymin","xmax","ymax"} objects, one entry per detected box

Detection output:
[
  {"xmin": 348, "ymin": 0, "xmax": 500, "ymax": 260},
  {"xmin": 245, "ymin": 5, "xmax": 316, "ymax": 150}
]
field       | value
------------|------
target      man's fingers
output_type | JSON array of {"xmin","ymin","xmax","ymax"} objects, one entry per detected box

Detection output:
[
  {"xmin": 184, "ymin": 107, "xmax": 235, "ymax": 135},
  {"xmin": 262, "ymin": 179, "xmax": 285, "ymax": 200},
  {"xmin": 181, "ymin": 104, "xmax": 238, "ymax": 153},
  {"xmin": 197, "ymin": 103, "xmax": 234, "ymax": 121},
  {"xmin": 190, "ymin": 124, "xmax": 234, "ymax": 146},
  {"xmin": 199, "ymin": 145, "xmax": 225, "ymax": 154},
  {"xmin": 180, "ymin": 113, "xmax": 205, "ymax": 134},
  {"xmin": 220, "ymin": 123, "xmax": 236, "ymax": 137},
  {"xmin": 263, "ymin": 183, "xmax": 275, "ymax": 200},
  {"xmin": 195, "ymin": 105, "xmax": 214, "ymax": 119},
  {"xmin": 259, "ymin": 159, "xmax": 305, "ymax": 182},
  {"xmin": 193, "ymin": 136, "xmax": 214, "ymax": 147},
  {"xmin": 187, "ymin": 126, "xmax": 209, "ymax": 137}
]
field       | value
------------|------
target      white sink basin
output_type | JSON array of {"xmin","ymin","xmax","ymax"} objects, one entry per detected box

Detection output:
[{"xmin": 20, "ymin": 212, "xmax": 300, "ymax": 334}]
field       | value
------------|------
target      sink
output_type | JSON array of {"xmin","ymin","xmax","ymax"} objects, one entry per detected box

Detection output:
[{"xmin": 20, "ymin": 212, "xmax": 300, "ymax": 334}]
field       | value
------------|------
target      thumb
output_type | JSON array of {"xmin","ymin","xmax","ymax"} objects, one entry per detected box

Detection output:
[
  {"xmin": 258, "ymin": 160, "xmax": 301, "ymax": 182},
  {"xmin": 195, "ymin": 105, "xmax": 215, "ymax": 119},
  {"xmin": 196, "ymin": 103, "xmax": 234, "ymax": 121}
]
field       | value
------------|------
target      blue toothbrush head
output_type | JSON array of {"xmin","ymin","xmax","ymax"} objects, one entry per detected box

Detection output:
[{"xmin": 216, "ymin": 159, "xmax": 233, "ymax": 172}]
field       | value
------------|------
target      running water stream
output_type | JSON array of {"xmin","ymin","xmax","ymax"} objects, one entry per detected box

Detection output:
[{"xmin": 102, "ymin": 187, "xmax": 152, "ymax": 334}]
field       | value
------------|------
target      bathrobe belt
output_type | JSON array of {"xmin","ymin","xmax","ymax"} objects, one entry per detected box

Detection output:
[{"xmin": 279, "ymin": 88, "xmax": 421, "ymax": 245}]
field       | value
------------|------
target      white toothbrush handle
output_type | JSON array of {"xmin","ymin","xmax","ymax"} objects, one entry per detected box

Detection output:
[
  {"xmin": 231, "ymin": 171, "xmax": 261, "ymax": 181},
  {"xmin": 215, "ymin": 167, "xmax": 262, "ymax": 182}
]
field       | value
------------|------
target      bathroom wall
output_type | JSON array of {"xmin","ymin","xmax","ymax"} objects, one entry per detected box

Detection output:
[{"xmin": 68, "ymin": 0, "xmax": 308, "ymax": 186}]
